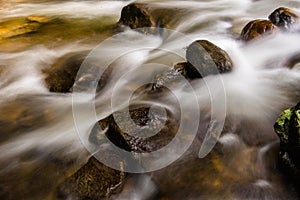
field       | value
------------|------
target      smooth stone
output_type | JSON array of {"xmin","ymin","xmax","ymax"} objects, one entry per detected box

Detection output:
[
  {"xmin": 186, "ymin": 40, "xmax": 233, "ymax": 79},
  {"xmin": 240, "ymin": 19, "xmax": 279, "ymax": 41}
]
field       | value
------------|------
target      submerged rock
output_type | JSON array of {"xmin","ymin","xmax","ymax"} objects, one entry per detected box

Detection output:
[
  {"xmin": 240, "ymin": 19, "xmax": 279, "ymax": 41},
  {"xmin": 283, "ymin": 52, "xmax": 300, "ymax": 69},
  {"xmin": 44, "ymin": 51, "xmax": 110, "ymax": 93},
  {"xmin": 94, "ymin": 104, "xmax": 179, "ymax": 153},
  {"xmin": 186, "ymin": 40, "xmax": 233, "ymax": 79},
  {"xmin": 0, "ymin": 97, "xmax": 54, "ymax": 143},
  {"xmin": 269, "ymin": 7, "xmax": 299, "ymax": 30},
  {"xmin": 0, "ymin": 17, "xmax": 40, "ymax": 39},
  {"xmin": 57, "ymin": 156, "xmax": 126, "ymax": 200},
  {"xmin": 274, "ymin": 102, "xmax": 300, "ymax": 192},
  {"xmin": 26, "ymin": 15, "xmax": 53, "ymax": 24}
]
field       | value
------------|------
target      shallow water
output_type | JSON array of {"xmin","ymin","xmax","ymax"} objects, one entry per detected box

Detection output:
[{"xmin": 0, "ymin": 0, "xmax": 300, "ymax": 199}]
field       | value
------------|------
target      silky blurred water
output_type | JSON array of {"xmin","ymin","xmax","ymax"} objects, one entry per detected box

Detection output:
[{"xmin": 0, "ymin": 0, "xmax": 300, "ymax": 199}]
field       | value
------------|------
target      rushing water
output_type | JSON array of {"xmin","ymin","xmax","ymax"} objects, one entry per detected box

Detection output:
[{"xmin": 1, "ymin": 0, "xmax": 300, "ymax": 199}]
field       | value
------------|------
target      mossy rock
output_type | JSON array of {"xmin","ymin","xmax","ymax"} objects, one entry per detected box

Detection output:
[
  {"xmin": 268, "ymin": 7, "xmax": 299, "ymax": 30},
  {"xmin": 57, "ymin": 156, "xmax": 126, "ymax": 200},
  {"xmin": 274, "ymin": 102, "xmax": 300, "ymax": 193},
  {"xmin": 186, "ymin": 40, "xmax": 233, "ymax": 79},
  {"xmin": 44, "ymin": 51, "xmax": 111, "ymax": 93},
  {"xmin": 240, "ymin": 19, "xmax": 279, "ymax": 41}
]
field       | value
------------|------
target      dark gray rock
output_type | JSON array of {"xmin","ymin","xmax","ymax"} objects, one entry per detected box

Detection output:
[{"xmin": 186, "ymin": 40, "xmax": 233, "ymax": 79}]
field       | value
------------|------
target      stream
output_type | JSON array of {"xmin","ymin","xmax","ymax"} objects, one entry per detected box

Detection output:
[{"xmin": 0, "ymin": 0, "xmax": 300, "ymax": 199}]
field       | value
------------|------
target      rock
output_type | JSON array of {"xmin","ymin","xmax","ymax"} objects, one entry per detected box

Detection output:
[
  {"xmin": 118, "ymin": 3, "xmax": 157, "ymax": 34},
  {"xmin": 117, "ymin": 3, "xmax": 187, "ymax": 33},
  {"xmin": 240, "ymin": 19, "xmax": 279, "ymax": 41},
  {"xmin": 274, "ymin": 102, "xmax": 300, "ymax": 192},
  {"xmin": 93, "ymin": 104, "xmax": 179, "ymax": 153},
  {"xmin": 152, "ymin": 62, "xmax": 187, "ymax": 90},
  {"xmin": 26, "ymin": 15, "xmax": 53, "ymax": 24},
  {"xmin": 268, "ymin": 7, "xmax": 299, "ymax": 30},
  {"xmin": 284, "ymin": 52, "xmax": 300, "ymax": 69},
  {"xmin": 0, "ymin": 17, "xmax": 40, "ymax": 39},
  {"xmin": 186, "ymin": 40, "xmax": 233, "ymax": 79},
  {"xmin": 0, "ymin": 97, "xmax": 54, "ymax": 143},
  {"xmin": 44, "ymin": 51, "xmax": 111, "ymax": 93},
  {"xmin": 0, "ymin": 149, "xmax": 85, "ymax": 200},
  {"xmin": 57, "ymin": 156, "xmax": 126, "ymax": 200}
]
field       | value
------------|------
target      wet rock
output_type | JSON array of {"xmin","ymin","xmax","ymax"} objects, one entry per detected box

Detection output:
[
  {"xmin": 0, "ymin": 97, "xmax": 54, "ymax": 143},
  {"xmin": 57, "ymin": 156, "xmax": 126, "ymax": 200},
  {"xmin": 118, "ymin": 3, "xmax": 157, "ymax": 34},
  {"xmin": 0, "ymin": 149, "xmax": 85, "ymax": 200},
  {"xmin": 152, "ymin": 62, "xmax": 187, "ymax": 90},
  {"xmin": 94, "ymin": 104, "xmax": 179, "ymax": 153},
  {"xmin": 274, "ymin": 102, "xmax": 300, "ymax": 192},
  {"xmin": 268, "ymin": 7, "xmax": 299, "ymax": 30},
  {"xmin": 186, "ymin": 40, "xmax": 233, "ymax": 79},
  {"xmin": 117, "ymin": 3, "xmax": 187, "ymax": 33},
  {"xmin": 0, "ymin": 17, "xmax": 40, "ymax": 39},
  {"xmin": 240, "ymin": 19, "xmax": 279, "ymax": 41},
  {"xmin": 284, "ymin": 52, "xmax": 300, "ymax": 69},
  {"xmin": 44, "ymin": 51, "xmax": 111, "ymax": 93},
  {"xmin": 26, "ymin": 15, "xmax": 53, "ymax": 24}
]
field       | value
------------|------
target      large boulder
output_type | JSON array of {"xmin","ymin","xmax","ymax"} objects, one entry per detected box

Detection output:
[
  {"xmin": 268, "ymin": 7, "xmax": 299, "ymax": 30},
  {"xmin": 274, "ymin": 102, "xmax": 300, "ymax": 193},
  {"xmin": 185, "ymin": 40, "xmax": 233, "ymax": 79},
  {"xmin": 44, "ymin": 51, "xmax": 110, "ymax": 93},
  {"xmin": 240, "ymin": 19, "xmax": 279, "ymax": 41}
]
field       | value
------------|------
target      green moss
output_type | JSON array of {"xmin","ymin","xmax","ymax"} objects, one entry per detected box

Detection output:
[
  {"xmin": 276, "ymin": 109, "xmax": 292, "ymax": 126},
  {"xmin": 295, "ymin": 109, "xmax": 300, "ymax": 128}
]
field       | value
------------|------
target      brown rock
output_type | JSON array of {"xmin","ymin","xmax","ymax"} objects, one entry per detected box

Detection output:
[
  {"xmin": 117, "ymin": 3, "xmax": 187, "ymax": 33},
  {"xmin": 268, "ymin": 7, "xmax": 299, "ymax": 30},
  {"xmin": 118, "ymin": 3, "xmax": 157, "ymax": 33},
  {"xmin": 152, "ymin": 62, "xmax": 187, "ymax": 90},
  {"xmin": 0, "ymin": 17, "xmax": 40, "ymax": 39},
  {"xmin": 240, "ymin": 19, "xmax": 279, "ymax": 41},
  {"xmin": 283, "ymin": 52, "xmax": 300, "ymax": 69},
  {"xmin": 93, "ymin": 104, "xmax": 179, "ymax": 153},
  {"xmin": 0, "ymin": 97, "xmax": 54, "ymax": 143},
  {"xmin": 186, "ymin": 40, "xmax": 233, "ymax": 79},
  {"xmin": 26, "ymin": 15, "xmax": 53, "ymax": 24},
  {"xmin": 57, "ymin": 156, "xmax": 126, "ymax": 200},
  {"xmin": 44, "ymin": 51, "xmax": 111, "ymax": 93}
]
